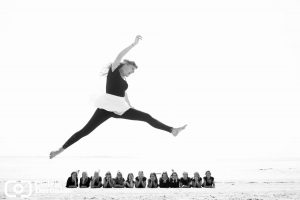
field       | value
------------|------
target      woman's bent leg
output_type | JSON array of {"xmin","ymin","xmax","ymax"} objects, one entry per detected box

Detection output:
[
  {"xmin": 119, "ymin": 108, "xmax": 173, "ymax": 133},
  {"xmin": 62, "ymin": 108, "xmax": 113, "ymax": 150}
]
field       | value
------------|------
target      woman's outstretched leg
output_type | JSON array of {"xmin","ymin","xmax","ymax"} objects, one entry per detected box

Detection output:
[
  {"xmin": 49, "ymin": 108, "xmax": 113, "ymax": 159},
  {"xmin": 118, "ymin": 108, "xmax": 187, "ymax": 136}
]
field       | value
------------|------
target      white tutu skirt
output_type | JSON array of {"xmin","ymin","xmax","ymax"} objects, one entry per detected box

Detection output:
[{"xmin": 93, "ymin": 93, "xmax": 131, "ymax": 116}]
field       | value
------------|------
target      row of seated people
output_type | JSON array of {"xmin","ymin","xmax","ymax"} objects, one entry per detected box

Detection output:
[{"xmin": 66, "ymin": 170, "xmax": 215, "ymax": 188}]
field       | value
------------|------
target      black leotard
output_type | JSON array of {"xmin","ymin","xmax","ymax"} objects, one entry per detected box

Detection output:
[{"xmin": 106, "ymin": 65, "xmax": 128, "ymax": 97}]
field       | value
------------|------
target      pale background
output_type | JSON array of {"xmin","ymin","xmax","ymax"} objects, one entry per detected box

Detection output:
[{"xmin": 0, "ymin": 0, "xmax": 299, "ymax": 181}]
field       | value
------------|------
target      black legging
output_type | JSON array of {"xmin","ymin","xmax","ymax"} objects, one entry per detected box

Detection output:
[{"xmin": 62, "ymin": 108, "xmax": 173, "ymax": 149}]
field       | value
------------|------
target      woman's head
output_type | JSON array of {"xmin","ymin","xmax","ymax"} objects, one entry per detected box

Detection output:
[
  {"xmin": 138, "ymin": 171, "xmax": 144, "ymax": 177},
  {"xmin": 171, "ymin": 172, "xmax": 178, "ymax": 179},
  {"xmin": 105, "ymin": 171, "xmax": 111, "ymax": 178},
  {"xmin": 127, "ymin": 173, "xmax": 134, "ymax": 181},
  {"xmin": 93, "ymin": 171, "xmax": 99, "ymax": 178},
  {"xmin": 81, "ymin": 171, "xmax": 88, "ymax": 178},
  {"xmin": 71, "ymin": 171, "xmax": 77, "ymax": 179},
  {"xmin": 162, "ymin": 171, "xmax": 169, "ymax": 180},
  {"xmin": 150, "ymin": 173, "xmax": 157, "ymax": 180},
  {"xmin": 116, "ymin": 171, "xmax": 123, "ymax": 179},
  {"xmin": 194, "ymin": 172, "xmax": 200, "ymax": 179},
  {"xmin": 205, "ymin": 171, "xmax": 211, "ymax": 177},
  {"xmin": 183, "ymin": 172, "xmax": 188, "ymax": 179},
  {"xmin": 119, "ymin": 59, "xmax": 138, "ymax": 77}
]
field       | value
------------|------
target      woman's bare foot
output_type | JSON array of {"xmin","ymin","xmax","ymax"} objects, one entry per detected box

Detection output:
[
  {"xmin": 49, "ymin": 147, "xmax": 65, "ymax": 159},
  {"xmin": 171, "ymin": 124, "xmax": 187, "ymax": 137}
]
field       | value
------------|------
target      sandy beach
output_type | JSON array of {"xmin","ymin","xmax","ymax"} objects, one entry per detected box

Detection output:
[
  {"xmin": 1, "ymin": 180, "xmax": 300, "ymax": 200},
  {"xmin": 1, "ymin": 156, "xmax": 300, "ymax": 199}
]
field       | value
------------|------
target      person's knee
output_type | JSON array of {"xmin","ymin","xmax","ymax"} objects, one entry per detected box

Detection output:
[{"xmin": 142, "ymin": 113, "xmax": 153, "ymax": 121}]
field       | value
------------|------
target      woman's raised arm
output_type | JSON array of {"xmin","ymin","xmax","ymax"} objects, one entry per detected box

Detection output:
[{"xmin": 111, "ymin": 35, "xmax": 142, "ymax": 72}]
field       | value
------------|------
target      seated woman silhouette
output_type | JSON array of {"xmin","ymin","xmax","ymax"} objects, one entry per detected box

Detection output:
[
  {"xmin": 90, "ymin": 171, "xmax": 102, "ymax": 188},
  {"xmin": 169, "ymin": 171, "xmax": 180, "ymax": 188},
  {"xmin": 66, "ymin": 171, "xmax": 78, "ymax": 188},
  {"xmin": 113, "ymin": 171, "xmax": 125, "ymax": 188},
  {"xmin": 124, "ymin": 173, "xmax": 135, "ymax": 188},
  {"xmin": 79, "ymin": 171, "xmax": 91, "ymax": 188},
  {"xmin": 202, "ymin": 171, "xmax": 215, "ymax": 188},
  {"xmin": 159, "ymin": 171, "xmax": 170, "ymax": 188},
  {"xmin": 49, "ymin": 35, "xmax": 187, "ymax": 159},
  {"xmin": 135, "ymin": 171, "xmax": 147, "ymax": 188},
  {"xmin": 103, "ymin": 171, "xmax": 114, "ymax": 188},
  {"xmin": 191, "ymin": 172, "xmax": 202, "ymax": 188},
  {"xmin": 147, "ymin": 173, "xmax": 158, "ymax": 188}
]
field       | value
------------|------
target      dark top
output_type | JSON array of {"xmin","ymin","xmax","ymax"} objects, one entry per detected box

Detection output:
[
  {"xmin": 106, "ymin": 65, "xmax": 128, "ymax": 97},
  {"xmin": 159, "ymin": 178, "xmax": 170, "ymax": 188},
  {"xmin": 135, "ymin": 177, "xmax": 147, "ymax": 188},
  {"xmin": 169, "ymin": 178, "xmax": 180, "ymax": 188},
  {"xmin": 180, "ymin": 177, "xmax": 191, "ymax": 187},
  {"xmin": 91, "ymin": 176, "xmax": 102, "ymax": 187},
  {"xmin": 203, "ymin": 177, "xmax": 214, "ymax": 187},
  {"xmin": 114, "ymin": 177, "xmax": 125, "ymax": 186},
  {"xmin": 191, "ymin": 177, "xmax": 202, "ymax": 187},
  {"xmin": 80, "ymin": 177, "xmax": 91, "ymax": 188},
  {"xmin": 66, "ymin": 177, "xmax": 78, "ymax": 188}
]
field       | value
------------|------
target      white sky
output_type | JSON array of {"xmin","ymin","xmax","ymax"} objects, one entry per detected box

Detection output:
[{"xmin": 0, "ymin": 0, "xmax": 299, "ymax": 162}]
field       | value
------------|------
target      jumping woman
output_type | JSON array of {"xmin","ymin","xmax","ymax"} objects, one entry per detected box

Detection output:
[{"xmin": 49, "ymin": 35, "xmax": 187, "ymax": 159}]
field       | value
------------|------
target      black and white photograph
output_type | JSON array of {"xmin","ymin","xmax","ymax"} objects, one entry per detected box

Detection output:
[{"xmin": 0, "ymin": 0, "xmax": 299, "ymax": 199}]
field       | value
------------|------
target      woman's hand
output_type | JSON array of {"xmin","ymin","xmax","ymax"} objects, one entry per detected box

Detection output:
[{"xmin": 133, "ymin": 35, "xmax": 142, "ymax": 45}]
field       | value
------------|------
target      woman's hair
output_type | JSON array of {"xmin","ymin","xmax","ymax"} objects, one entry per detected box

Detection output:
[
  {"xmin": 161, "ymin": 171, "xmax": 169, "ymax": 179},
  {"xmin": 205, "ymin": 171, "xmax": 211, "ymax": 176},
  {"xmin": 126, "ymin": 173, "xmax": 134, "ymax": 182},
  {"xmin": 116, "ymin": 171, "xmax": 123, "ymax": 179},
  {"xmin": 71, "ymin": 171, "xmax": 77, "ymax": 177},
  {"xmin": 171, "ymin": 172, "xmax": 178, "ymax": 178},
  {"xmin": 150, "ymin": 173, "xmax": 157, "ymax": 179},
  {"xmin": 149, "ymin": 173, "xmax": 158, "ymax": 183},
  {"xmin": 100, "ymin": 59, "xmax": 138, "ymax": 76},
  {"xmin": 193, "ymin": 172, "xmax": 200, "ymax": 178}
]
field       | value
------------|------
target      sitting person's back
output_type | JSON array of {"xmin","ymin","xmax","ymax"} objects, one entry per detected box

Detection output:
[{"xmin": 66, "ymin": 171, "xmax": 78, "ymax": 188}]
